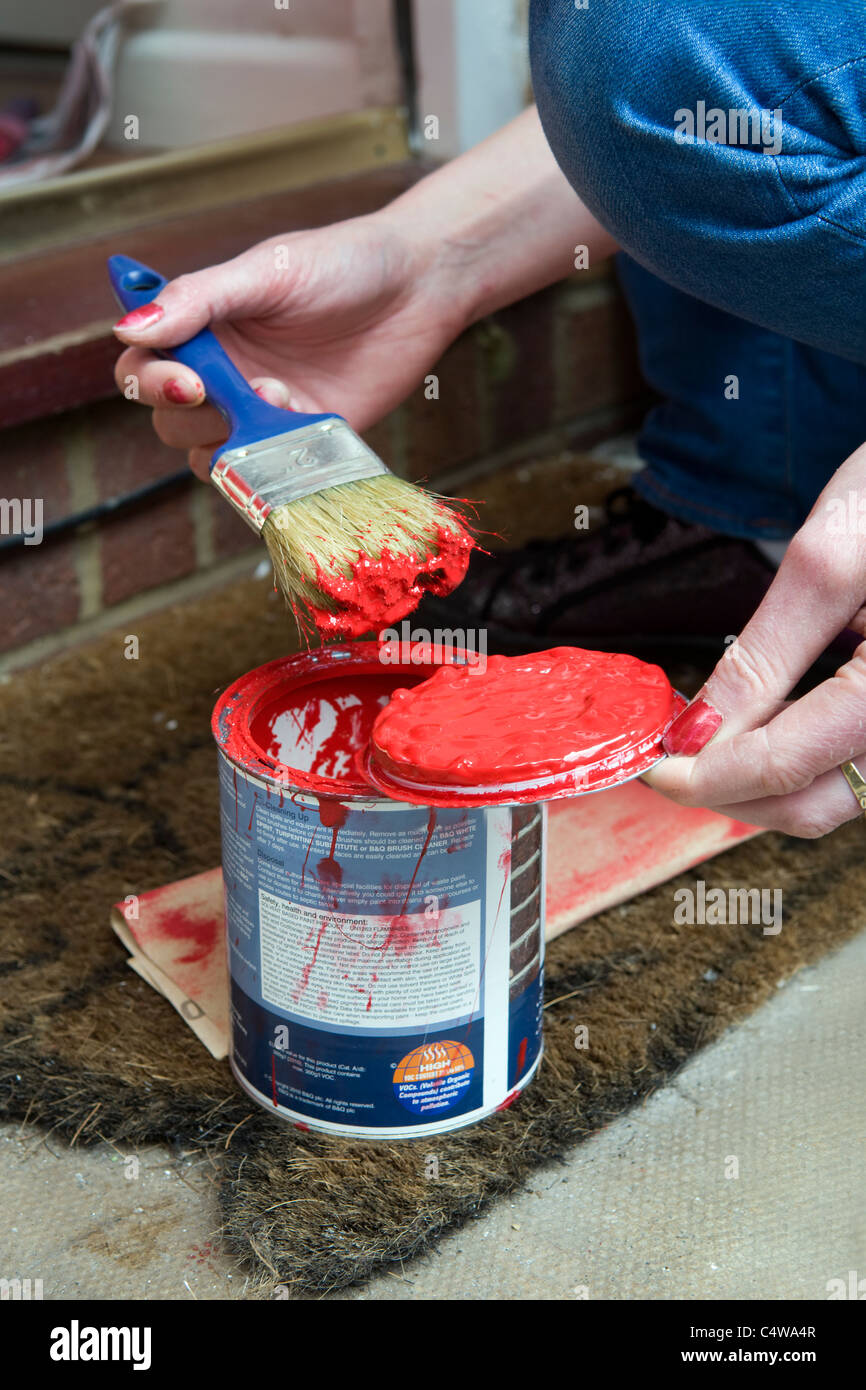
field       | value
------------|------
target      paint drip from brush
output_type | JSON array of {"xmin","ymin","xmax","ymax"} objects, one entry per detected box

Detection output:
[{"xmin": 305, "ymin": 521, "xmax": 474, "ymax": 640}]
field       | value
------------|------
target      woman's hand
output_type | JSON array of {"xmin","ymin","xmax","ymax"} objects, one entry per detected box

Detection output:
[
  {"xmin": 645, "ymin": 441, "xmax": 866, "ymax": 836},
  {"xmin": 112, "ymin": 213, "xmax": 468, "ymax": 480},
  {"xmin": 112, "ymin": 108, "xmax": 612, "ymax": 480}
]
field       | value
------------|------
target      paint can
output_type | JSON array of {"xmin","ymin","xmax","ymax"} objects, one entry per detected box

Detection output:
[{"xmin": 212, "ymin": 643, "xmax": 544, "ymax": 1138}]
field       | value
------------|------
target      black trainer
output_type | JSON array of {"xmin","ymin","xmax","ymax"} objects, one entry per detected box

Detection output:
[{"xmin": 415, "ymin": 487, "xmax": 779, "ymax": 667}]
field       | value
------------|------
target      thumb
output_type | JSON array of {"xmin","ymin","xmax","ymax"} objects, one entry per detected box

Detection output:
[
  {"xmin": 112, "ymin": 252, "xmax": 274, "ymax": 347},
  {"xmin": 663, "ymin": 442, "xmax": 866, "ymax": 758}
]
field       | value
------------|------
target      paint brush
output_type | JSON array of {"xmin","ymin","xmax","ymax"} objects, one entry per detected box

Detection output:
[{"xmin": 108, "ymin": 254, "xmax": 474, "ymax": 639}]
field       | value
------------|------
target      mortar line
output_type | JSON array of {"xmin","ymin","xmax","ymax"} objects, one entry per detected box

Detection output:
[{"xmin": 64, "ymin": 414, "xmax": 102, "ymax": 622}]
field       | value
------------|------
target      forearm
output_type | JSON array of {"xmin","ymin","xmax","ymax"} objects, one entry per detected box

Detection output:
[{"xmin": 380, "ymin": 106, "xmax": 617, "ymax": 325}]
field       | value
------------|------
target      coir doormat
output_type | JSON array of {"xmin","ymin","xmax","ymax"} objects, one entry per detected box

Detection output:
[{"xmin": 1, "ymin": 574, "xmax": 864, "ymax": 1296}]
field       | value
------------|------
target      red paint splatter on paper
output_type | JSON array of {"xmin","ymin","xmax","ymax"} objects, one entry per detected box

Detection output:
[{"xmin": 149, "ymin": 905, "xmax": 215, "ymax": 967}]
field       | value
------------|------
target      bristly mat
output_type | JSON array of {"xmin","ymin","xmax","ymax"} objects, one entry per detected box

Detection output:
[{"xmin": 1, "ymin": 573, "xmax": 864, "ymax": 1297}]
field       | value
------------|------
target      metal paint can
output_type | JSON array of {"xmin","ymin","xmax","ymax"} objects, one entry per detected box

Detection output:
[{"xmin": 212, "ymin": 643, "xmax": 544, "ymax": 1139}]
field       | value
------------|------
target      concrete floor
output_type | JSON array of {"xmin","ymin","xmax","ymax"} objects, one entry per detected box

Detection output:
[{"xmin": 2, "ymin": 929, "xmax": 864, "ymax": 1301}]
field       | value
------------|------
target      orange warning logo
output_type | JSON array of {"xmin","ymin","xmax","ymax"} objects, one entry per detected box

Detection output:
[{"xmin": 393, "ymin": 1040, "xmax": 474, "ymax": 1084}]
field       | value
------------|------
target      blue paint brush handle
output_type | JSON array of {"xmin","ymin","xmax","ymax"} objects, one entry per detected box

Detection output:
[{"xmin": 108, "ymin": 253, "xmax": 338, "ymax": 458}]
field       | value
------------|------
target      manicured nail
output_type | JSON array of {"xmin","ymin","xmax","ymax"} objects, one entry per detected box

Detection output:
[
  {"xmin": 663, "ymin": 696, "xmax": 722, "ymax": 757},
  {"xmin": 113, "ymin": 303, "xmax": 164, "ymax": 332},
  {"xmin": 163, "ymin": 377, "xmax": 198, "ymax": 405}
]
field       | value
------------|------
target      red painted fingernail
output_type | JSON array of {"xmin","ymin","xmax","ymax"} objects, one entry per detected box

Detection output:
[
  {"xmin": 163, "ymin": 377, "xmax": 197, "ymax": 405},
  {"xmin": 662, "ymin": 696, "xmax": 722, "ymax": 757},
  {"xmin": 113, "ymin": 303, "xmax": 164, "ymax": 332}
]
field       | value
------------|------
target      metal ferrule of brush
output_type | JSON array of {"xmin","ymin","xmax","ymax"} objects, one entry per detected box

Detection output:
[{"xmin": 210, "ymin": 417, "xmax": 390, "ymax": 533}]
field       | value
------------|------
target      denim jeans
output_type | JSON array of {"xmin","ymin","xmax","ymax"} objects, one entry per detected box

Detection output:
[{"xmin": 529, "ymin": 0, "xmax": 866, "ymax": 539}]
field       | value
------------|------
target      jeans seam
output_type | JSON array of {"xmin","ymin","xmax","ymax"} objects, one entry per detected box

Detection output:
[
  {"xmin": 774, "ymin": 50, "xmax": 866, "ymax": 108},
  {"xmin": 770, "ymin": 52, "xmax": 866, "ymax": 237},
  {"xmin": 816, "ymin": 213, "xmax": 866, "ymax": 245},
  {"xmin": 634, "ymin": 470, "xmax": 793, "ymax": 533}
]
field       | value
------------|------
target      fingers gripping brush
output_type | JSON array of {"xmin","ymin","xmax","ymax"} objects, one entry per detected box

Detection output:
[{"xmin": 108, "ymin": 255, "xmax": 474, "ymax": 639}]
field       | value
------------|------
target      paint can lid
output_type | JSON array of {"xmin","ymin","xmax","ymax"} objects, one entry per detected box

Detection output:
[
  {"xmin": 359, "ymin": 647, "xmax": 686, "ymax": 808},
  {"xmin": 212, "ymin": 642, "xmax": 683, "ymax": 809}
]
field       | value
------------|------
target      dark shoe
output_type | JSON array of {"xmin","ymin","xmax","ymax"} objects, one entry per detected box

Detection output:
[
  {"xmin": 414, "ymin": 487, "xmax": 859, "ymax": 687},
  {"xmin": 416, "ymin": 488, "xmax": 775, "ymax": 665}
]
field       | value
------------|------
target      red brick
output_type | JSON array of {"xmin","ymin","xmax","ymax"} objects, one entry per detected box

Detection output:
[
  {"xmin": 565, "ymin": 294, "xmax": 644, "ymax": 417},
  {"xmin": 484, "ymin": 290, "xmax": 557, "ymax": 450},
  {"xmin": 88, "ymin": 396, "xmax": 186, "ymax": 498},
  {"xmin": 208, "ymin": 487, "xmax": 261, "ymax": 561},
  {"xmin": 1, "ymin": 163, "xmax": 432, "ymax": 431},
  {"xmin": 100, "ymin": 489, "xmax": 196, "ymax": 608},
  {"xmin": 0, "ymin": 338, "xmax": 120, "ymax": 433},
  {"xmin": 402, "ymin": 332, "xmax": 482, "ymax": 482},
  {"xmin": 0, "ymin": 536, "xmax": 79, "ymax": 653},
  {"xmin": 0, "ymin": 416, "xmax": 72, "ymax": 526}
]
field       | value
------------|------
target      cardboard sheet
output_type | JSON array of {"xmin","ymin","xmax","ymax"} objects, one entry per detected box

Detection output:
[{"xmin": 112, "ymin": 784, "xmax": 760, "ymax": 1059}]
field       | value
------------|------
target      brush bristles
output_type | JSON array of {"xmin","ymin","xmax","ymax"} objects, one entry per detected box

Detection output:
[{"xmin": 261, "ymin": 475, "xmax": 472, "ymax": 626}]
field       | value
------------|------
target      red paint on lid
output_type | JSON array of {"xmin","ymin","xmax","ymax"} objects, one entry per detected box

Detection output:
[
  {"xmin": 213, "ymin": 643, "xmax": 682, "ymax": 810},
  {"xmin": 365, "ymin": 647, "xmax": 684, "ymax": 806}
]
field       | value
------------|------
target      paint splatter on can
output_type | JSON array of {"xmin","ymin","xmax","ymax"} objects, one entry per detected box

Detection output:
[{"xmin": 212, "ymin": 644, "xmax": 544, "ymax": 1138}]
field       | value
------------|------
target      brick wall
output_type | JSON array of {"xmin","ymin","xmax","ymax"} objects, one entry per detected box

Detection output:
[{"xmin": 0, "ymin": 267, "xmax": 646, "ymax": 664}]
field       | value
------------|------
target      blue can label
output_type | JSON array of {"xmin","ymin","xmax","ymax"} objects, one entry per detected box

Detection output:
[{"xmin": 219, "ymin": 754, "xmax": 543, "ymax": 1136}]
